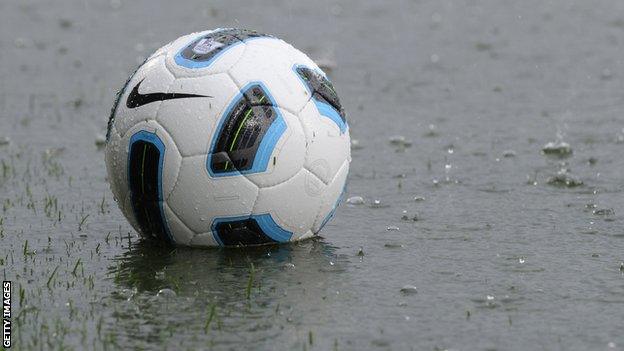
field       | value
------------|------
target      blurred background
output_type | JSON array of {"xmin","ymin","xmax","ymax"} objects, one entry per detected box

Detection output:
[{"xmin": 1, "ymin": 0, "xmax": 623, "ymax": 350}]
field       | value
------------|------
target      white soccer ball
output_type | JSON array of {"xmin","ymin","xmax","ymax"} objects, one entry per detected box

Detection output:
[{"xmin": 105, "ymin": 28, "xmax": 350, "ymax": 247}]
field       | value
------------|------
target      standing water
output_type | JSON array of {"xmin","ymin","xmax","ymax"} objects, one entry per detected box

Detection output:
[{"xmin": 0, "ymin": 0, "xmax": 623, "ymax": 350}]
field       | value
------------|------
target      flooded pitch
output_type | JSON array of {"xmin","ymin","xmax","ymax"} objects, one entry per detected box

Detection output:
[{"xmin": 1, "ymin": 0, "xmax": 623, "ymax": 350}]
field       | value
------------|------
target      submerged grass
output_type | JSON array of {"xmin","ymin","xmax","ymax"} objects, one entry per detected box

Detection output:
[
  {"xmin": 71, "ymin": 258, "xmax": 82, "ymax": 276},
  {"xmin": 246, "ymin": 262, "xmax": 255, "ymax": 300},
  {"xmin": 204, "ymin": 303, "xmax": 217, "ymax": 333},
  {"xmin": 78, "ymin": 214, "xmax": 89, "ymax": 231},
  {"xmin": 46, "ymin": 265, "xmax": 59, "ymax": 289}
]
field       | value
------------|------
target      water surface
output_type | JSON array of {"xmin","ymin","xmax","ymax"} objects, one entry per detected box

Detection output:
[{"xmin": 1, "ymin": 0, "xmax": 623, "ymax": 350}]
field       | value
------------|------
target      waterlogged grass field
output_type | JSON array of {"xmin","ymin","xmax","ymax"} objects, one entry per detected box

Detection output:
[
  {"xmin": 1, "ymin": 139, "xmax": 350, "ymax": 350},
  {"xmin": 2, "ymin": 0, "xmax": 624, "ymax": 350}
]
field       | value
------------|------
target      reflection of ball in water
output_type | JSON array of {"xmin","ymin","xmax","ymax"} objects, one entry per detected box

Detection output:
[{"xmin": 105, "ymin": 28, "xmax": 350, "ymax": 247}]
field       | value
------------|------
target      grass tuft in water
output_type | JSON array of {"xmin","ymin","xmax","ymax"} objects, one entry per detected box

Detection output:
[
  {"xmin": 246, "ymin": 262, "xmax": 255, "ymax": 300},
  {"xmin": 72, "ymin": 258, "xmax": 82, "ymax": 276},
  {"xmin": 47, "ymin": 265, "xmax": 59, "ymax": 288},
  {"xmin": 78, "ymin": 214, "xmax": 89, "ymax": 231},
  {"xmin": 204, "ymin": 303, "xmax": 217, "ymax": 333}
]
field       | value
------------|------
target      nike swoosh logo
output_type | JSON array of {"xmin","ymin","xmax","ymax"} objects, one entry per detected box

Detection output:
[{"xmin": 126, "ymin": 79, "xmax": 211, "ymax": 108}]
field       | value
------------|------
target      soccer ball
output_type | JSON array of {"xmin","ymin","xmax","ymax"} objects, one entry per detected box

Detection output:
[{"xmin": 105, "ymin": 28, "xmax": 350, "ymax": 247}]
